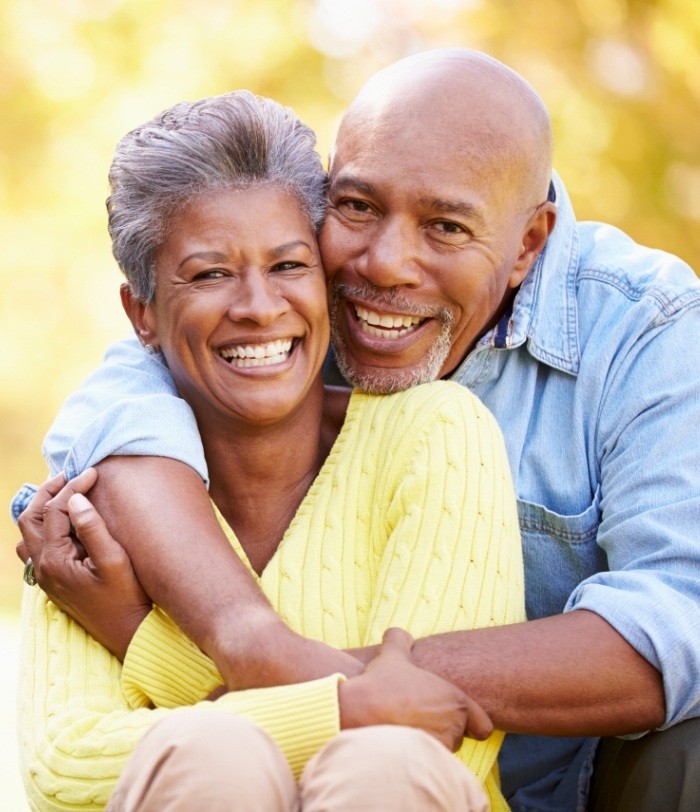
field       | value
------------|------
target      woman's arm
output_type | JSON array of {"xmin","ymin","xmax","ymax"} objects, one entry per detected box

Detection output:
[
  {"xmin": 35, "ymin": 336, "xmax": 362, "ymax": 687},
  {"xmin": 17, "ymin": 474, "xmax": 485, "ymax": 755},
  {"xmin": 19, "ymin": 585, "xmax": 346, "ymax": 809},
  {"xmin": 18, "ymin": 468, "xmax": 363, "ymax": 686}
]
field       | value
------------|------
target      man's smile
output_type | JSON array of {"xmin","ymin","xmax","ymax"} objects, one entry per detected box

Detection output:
[{"xmin": 353, "ymin": 304, "xmax": 425, "ymax": 339}]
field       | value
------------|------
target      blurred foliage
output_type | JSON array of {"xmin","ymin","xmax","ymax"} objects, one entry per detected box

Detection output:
[{"xmin": 1, "ymin": 0, "xmax": 699, "ymax": 610}]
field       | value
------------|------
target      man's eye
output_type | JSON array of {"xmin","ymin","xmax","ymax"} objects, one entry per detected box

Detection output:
[
  {"xmin": 433, "ymin": 220, "xmax": 466, "ymax": 235},
  {"xmin": 337, "ymin": 199, "xmax": 374, "ymax": 216}
]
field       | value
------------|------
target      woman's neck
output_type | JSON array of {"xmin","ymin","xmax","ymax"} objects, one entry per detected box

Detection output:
[{"xmin": 199, "ymin": 382, "xmax": 351, "ymax": 575}]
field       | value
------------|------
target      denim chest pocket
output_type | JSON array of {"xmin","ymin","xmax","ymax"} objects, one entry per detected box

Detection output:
[{"xmin": 517, "ymin": 488, "xmax": 607, "ymax": 620}]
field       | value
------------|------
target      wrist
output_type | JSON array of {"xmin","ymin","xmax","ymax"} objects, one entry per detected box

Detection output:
[
  {"xmin": 338, "ymin": 677, "xmax": 370, "ymax": 730},
  {"xmin": 108, "ymin": 604, "xmax": 152, "ymax": 663},
  {"xmin": 208, "ymin": 610, "xmax": 298, "ymax": 689}
]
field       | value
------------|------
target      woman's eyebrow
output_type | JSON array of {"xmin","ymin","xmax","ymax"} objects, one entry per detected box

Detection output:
[
  {"xmin": 177, "ymin": 251, "xmax": 228, "ymax": 271},
  {"xmin": 268, "ymin": 240, "xmax": 313, "ymax": 259}
]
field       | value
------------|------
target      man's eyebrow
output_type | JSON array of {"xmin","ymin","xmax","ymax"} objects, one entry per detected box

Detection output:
[
  {"xmin": 420, "ymin": 197, "xmax": 486, "ymax": 225},
  {"xmin": 328, "ymin": 175, "xmax": 375, "ymax": 196}
]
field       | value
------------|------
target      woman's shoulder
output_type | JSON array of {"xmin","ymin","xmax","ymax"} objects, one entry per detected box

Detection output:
[
  {"xmin": 358, "ymin": 380, "xmax": 492, "ymax": 421},
  {"xmin": 351, "ymin": 381, "xmax": 500, "ymax": 448}
]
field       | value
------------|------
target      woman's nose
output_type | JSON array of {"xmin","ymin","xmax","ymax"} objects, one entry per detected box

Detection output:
[
  {"xmin": 357, "ymin": 217, "xmax": 423, "ymax": 289},
  {"xmin": 227, "ymin": 272, "xmax": 290, "ymax": 325}
]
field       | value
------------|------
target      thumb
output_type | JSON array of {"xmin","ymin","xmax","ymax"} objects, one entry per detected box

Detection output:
[
  {"xmin": 68, "ymin": 492, "xmax": 123, "ymax": 569},
  {"xmin": 380, "ymin": 627, "xmax": 415, "ymax": 656},
  {"xmin": 462, "ymin": 694, "xmax": 494, "ymax": 741}
]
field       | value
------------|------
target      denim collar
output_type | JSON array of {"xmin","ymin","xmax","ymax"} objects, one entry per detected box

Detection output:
[
  {"xmin": 508, "ymin": 171, "xmax": 581, "ymax": 374},
  {"xmin": 464, "ymin": 172, "xmax": 582, "ymax": 378}
]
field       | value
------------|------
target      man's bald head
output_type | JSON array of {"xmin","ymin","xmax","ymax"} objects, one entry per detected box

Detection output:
[
  {"xmin": 335, "ymin": 48, "xmax": 553, "ymax": 208},
  {"xmin": 321, "ymin": 49, "xmax": 557, "ymax": 394}
]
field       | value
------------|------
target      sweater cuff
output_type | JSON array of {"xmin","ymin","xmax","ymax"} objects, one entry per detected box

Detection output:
[
  {"xmin": 121, "ymin": 607, "xmax": 222, "ymax": 709},
  {"xmin": 216, "ymin": 674, "xmax": 344, "ymax": 779}
]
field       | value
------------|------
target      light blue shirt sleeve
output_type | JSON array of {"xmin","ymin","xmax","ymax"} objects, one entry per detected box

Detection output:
[
  {"xmin": 563, "ymin": 303, "xmax": 700, "ymax": 729},
  {"xmin": 42, "ymin": 335, "xmax": 209, "ymax": 485}
]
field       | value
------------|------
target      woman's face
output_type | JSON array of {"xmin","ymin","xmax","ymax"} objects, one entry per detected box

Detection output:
[{"xmin": 141, "ymin": 185, "xmax": 330, "ymax": 428}]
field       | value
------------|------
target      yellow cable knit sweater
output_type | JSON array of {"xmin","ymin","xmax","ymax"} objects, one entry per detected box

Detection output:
[{"xmin": 19, "ymin": 382, "xmax": 524, "ymax": 811}]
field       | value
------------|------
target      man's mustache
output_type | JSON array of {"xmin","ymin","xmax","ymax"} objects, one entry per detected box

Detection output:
[{"xmin": 329, "ymin": 282, "xmax": 452, "ymax": 324}]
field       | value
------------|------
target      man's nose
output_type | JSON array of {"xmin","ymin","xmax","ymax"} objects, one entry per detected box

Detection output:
[
  {"xmin": 227, "ymin": 272, "xmax": 290, "ymax": 325},
  {"xmin": 358, "ymin": 217, "xmax": 423, "ymax": 289}
]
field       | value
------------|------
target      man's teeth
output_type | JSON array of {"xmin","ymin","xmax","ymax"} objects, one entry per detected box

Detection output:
[
  {"xmin": 354, "ymin": 305, "xmax": 424, "ymax": 338},
  {"xmin": 219, "ymin": 339, "xmax": 293, "ymax": 367}
]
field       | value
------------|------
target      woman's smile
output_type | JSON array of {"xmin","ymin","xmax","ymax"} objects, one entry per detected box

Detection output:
[{"xmin": 218, "ymin": 337, "xmax": 295, "ymax": 367}]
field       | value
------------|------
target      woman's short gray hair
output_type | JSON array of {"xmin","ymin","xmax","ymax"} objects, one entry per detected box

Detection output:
[{"xmin": 107, "ymin": 91, "xmax": 327, "ymax": 302}]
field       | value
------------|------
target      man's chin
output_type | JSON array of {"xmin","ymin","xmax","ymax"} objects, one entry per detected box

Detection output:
[
  {"xmin": 328, "ymin": 287, "xmax": 453, "ymax": 394},
  {"xmin": 331, "ymin": 339, "xmax": 448, "ymax": 395}
]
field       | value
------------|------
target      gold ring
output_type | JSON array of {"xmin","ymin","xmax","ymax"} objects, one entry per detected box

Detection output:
[{"xmin": 23, "ymin": 557, "xmax": 37, "ymax": 587}]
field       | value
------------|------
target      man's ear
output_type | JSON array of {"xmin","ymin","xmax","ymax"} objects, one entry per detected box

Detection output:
[
  {"xmin": 120, "ymin": 284, "xmax": 160, "ymax": 350},
  {"xmin": 507, "ymin": 202, "xmax": 557, "ymax": 289}
]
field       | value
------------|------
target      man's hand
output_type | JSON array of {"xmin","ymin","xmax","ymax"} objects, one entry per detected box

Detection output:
[
  {"xmin": 17, "ymin": 469, "xmax": 152, "ymax": 661},
  {"xmin": 339, "ymin": 628, "xmax": 492, "ymax": 751}
]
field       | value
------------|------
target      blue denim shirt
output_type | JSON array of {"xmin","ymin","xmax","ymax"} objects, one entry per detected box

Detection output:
[{"xmin": 14, "ymin": 174, "xmax": 700, "ymax": 810}]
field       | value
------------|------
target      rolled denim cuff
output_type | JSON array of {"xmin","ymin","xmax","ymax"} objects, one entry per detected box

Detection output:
[{"xmin": 10, "ymin": 483, "xmax": 39, "ymax": 524}]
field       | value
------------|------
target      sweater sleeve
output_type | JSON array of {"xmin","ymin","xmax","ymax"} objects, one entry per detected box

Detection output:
[
  {"xmin": 120, "ymin": 607, "xmax": 224, "ymax": 708},
  {"xmin": 363, "ymin": 383, "xmax": 525, "ymax": 798},
  {"xmin": 19, "ymin": 589, "xmax": 342, "ymax": 811}
]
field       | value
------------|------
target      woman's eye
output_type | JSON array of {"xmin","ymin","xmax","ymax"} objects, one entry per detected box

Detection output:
[
  {"xmin": 271, "ymin": 261, "xmax": 304, "ymax": 272},
  {"xmin": 193, "ymin": 270, "xmax": 226, "ymax": 281}
]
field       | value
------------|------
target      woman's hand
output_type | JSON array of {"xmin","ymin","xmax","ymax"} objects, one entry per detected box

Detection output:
[
  {"xmin": 339, "ymin": 628, "xmax": 493, "ymax": 751},
  {"xmin": 17, "ymin": 468, "xmax": 152, "ymax": 661}
]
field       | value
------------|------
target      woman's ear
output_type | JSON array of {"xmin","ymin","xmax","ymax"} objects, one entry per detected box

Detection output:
[{"xmin": 120, "ymin": 284, "xmax": 160, "ymax": 351}]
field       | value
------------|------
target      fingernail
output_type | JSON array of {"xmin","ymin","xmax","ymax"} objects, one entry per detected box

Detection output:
[{"xmin": 68, "ymin": 493, "xmax": 91, "ymax": 512}]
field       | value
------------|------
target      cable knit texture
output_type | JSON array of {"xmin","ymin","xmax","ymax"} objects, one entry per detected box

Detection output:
[{"xmin": 19, "ymin": 381, "xmax": 524, "ymax": 810}]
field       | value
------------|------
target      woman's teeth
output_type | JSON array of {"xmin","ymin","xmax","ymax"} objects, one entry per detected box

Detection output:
[
  {"xmin": 219, "ymin": 339, "xmax": 293, "ymax": 367},
  {"xmin": 354, "ymin": 305, "xmax": 424, "ymax": 338}
]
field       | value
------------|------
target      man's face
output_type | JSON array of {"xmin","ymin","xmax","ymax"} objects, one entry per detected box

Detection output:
[{"xmin": 319, "ymin": 113, "xmax": 539, "ymax": 393}]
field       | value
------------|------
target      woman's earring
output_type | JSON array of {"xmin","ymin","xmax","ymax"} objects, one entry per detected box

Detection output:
[{"xmin": 144, "ymin": 344, "xmax": 156, "ymax": 355}]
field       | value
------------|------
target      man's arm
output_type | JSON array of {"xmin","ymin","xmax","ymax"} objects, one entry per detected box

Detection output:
[
  {"xmin": 364, "ymin": 303, "xmax": 700, "ymax": 739},
  {"xmin": 408, "ymin": 611, "xmax": 665, "ymax": 736},
  {"xmin": 43, "ymin": 336, "xmax": 210, "ymax": 482}
]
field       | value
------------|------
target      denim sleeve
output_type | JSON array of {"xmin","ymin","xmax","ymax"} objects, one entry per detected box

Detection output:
[
  {"xmin": 564, "ymin": 303, "xmax": 700, "ymax": 728},
  {"xmin": 42, "ymin": 335, "xmax": 209, "ymax": 485}
]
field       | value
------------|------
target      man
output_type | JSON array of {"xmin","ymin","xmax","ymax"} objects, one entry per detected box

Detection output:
[{"xmin": 16, "ymin": 50, "xmax": 700, "ymax": 809}]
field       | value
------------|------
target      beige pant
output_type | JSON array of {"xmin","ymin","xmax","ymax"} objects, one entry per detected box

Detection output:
[{"xmin": 106, "ymin": 710, "xmax": 488, "ymax": 811}]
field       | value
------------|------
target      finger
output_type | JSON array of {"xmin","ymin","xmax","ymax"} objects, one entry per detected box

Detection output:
[
  {"xmin": 68, "ymin": 492, "xmax": 125, "ymax": 570},
  {"xmin": 16, "ymin": 538, "xmax": 29, "ymax": 564},
  {"xmin": 17, "ymin": 473, "xmax": 68, "ymax": 565},
  {"xmin": 380, "ymin": 627, "xmax": 415, "ymax": 656},
  {"xmin": 43, "ymin": 468, "xmax": 99, "ymax": 515},
  {"xmin": 18, "ymin": 473, "xmax": 66, "ymax": 527},
  {"xmin": 462, "ymin": 694, "xmax": 494, "ymax": 741},
  {"xmin": 41, "ymin": 468, "xmax": 100, "ymax": 556}
]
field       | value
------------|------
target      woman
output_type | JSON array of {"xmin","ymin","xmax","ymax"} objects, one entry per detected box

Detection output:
[{"xmin": 16, "ymin": 91, "xmax": 524, "ymax": 810}]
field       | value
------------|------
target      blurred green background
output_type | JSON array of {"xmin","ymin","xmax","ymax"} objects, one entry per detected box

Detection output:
[{"xmin": 1, "ymin": 0, "xmax": 699, "ymax": 804}]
